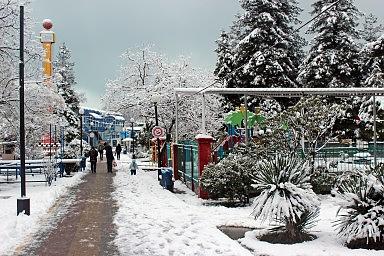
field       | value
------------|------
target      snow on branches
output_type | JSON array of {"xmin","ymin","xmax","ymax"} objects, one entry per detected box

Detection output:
[
  {"xmin": 103, "ymin": 46, "xmax": 223, "ymax": 140},
  {"xmin": 298, "ymin": 0, "xmax": 361, "ymax": 88}
]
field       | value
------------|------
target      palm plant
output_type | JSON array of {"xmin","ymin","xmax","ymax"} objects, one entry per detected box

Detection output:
[
  {"xmin": 334, "ymin": 167, "xmax": 384, "ymax": 249},
  {"xmin": 251, "ymin": 153, "xmax": 320, "ymax": 243}
]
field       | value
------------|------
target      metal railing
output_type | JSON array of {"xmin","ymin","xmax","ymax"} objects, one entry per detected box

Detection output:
[
  {"xmin": 307, "ymin": 144, "xmax": 384, "ymax": 172},
  {"xmin": 174, "ymin": 143, "xmax": 199, "ymax": 193}
]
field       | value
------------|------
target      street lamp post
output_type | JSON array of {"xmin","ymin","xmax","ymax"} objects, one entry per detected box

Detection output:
[
  {"xmin": 79, "ymin": 108, "xmax": 84, "ymax": 156},
  {"xmin": 90, "ymin": 121, "xmax": 94, "ymax": 147},
  {"xmin": 152, "ymin": 95, "xmax": 161, "ymax": 181},
  {"xmin": 130, "ymin": 118, "xmax": 135, "ymax": 156},
  {"xmin": 17, "ymin": 5, "xmax": 30, "ymax": 216}
]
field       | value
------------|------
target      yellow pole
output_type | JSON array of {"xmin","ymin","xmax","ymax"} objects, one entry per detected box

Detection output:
[
  {"xmin": 42, "ymin": 42, "xmax": 53, "ymax": 78},
  {"xmin": 40, "ymin": 19, "xmax": 55, "ymax": 85}
]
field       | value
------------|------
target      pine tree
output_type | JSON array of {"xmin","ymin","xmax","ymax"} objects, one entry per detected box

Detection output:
[
  {"xmin": 215, "ymin": 0, "xmax": 304, "ymax": 111},
  {"xmin": 360, "ymin": 13, "xmax": 384, "ymax": 44},
  {"xmin": 358, "ymin": 34, "xmax": 384, "ymax": 140},
  {"xmin": 54, "ymin": 43, "xmax": 81, "ymax": 143},
  {"xmin": 298, "ymin": 0, "xmax": 362, "ymax": 141},
  {"xmin": 297, "ymin": 0, "xmax": 361, "ymax": 88}
]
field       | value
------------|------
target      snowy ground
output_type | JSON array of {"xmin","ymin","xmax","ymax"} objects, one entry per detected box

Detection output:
[
  {"xmin": 0, "ymin": 166, "xmax": 87, "ymax": 255},
  {"xmin": 113, "ymin": 154, "xmax": 254, "ymax": 256},
  {"xmin": 113, "ymin": 154, "xmax": 384, "ymax": 256}
]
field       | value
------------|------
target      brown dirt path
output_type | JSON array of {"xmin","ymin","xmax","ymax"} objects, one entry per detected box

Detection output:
[{"xmin": 16, "ymin": 161, "xmax": 120, "ymax": 256}]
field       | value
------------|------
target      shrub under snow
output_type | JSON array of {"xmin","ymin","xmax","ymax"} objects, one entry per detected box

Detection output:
[
  {"xmin": 201, "ymin": 153, "xmax": 256, "ymax": 205},
  {"xmin": 251, "ymin": 154, "xmax": 320, "ymax": 243}
]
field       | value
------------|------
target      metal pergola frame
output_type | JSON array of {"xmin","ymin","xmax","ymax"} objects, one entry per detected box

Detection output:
[{"xmin": 175, "ymin": 87, "xmax": 384, "ymax": 165}]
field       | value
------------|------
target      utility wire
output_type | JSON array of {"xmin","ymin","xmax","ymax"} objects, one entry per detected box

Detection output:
[{"xmin": 188, "ymin": 0, "xmax": 343, "ymax": 97}]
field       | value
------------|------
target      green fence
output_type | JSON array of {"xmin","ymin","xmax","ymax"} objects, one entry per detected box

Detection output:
[
  {"xmin": 174, "ymin": 143, "xmax": 199, "ymax": 193},
  {"xmin": 309, "ymin": 144, "xmax": 384, "ymax": 172}
]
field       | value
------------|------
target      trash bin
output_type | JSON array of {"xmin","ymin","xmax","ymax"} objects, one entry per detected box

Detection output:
[
  {"xmin": 81, "ymin": 157, "xmax": 86, "ymax": 171},
  {"xmin": 161, "ymin": 168, "xmax": 174, "ymax": 192}
]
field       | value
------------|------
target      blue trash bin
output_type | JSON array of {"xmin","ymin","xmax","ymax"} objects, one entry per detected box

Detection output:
[{"xmin": 161, "ymin": 168, "xmax": 174, "ymax": 192}]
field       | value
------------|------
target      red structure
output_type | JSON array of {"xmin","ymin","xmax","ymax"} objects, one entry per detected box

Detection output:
[{"xmin": 195, "ymin": 134, "xmax": 213, "ymax": 199}]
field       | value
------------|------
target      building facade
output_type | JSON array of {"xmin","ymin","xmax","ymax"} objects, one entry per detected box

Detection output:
[{"xmin": 81, "ymin": 107, "xmax": 125, "ymax": 147}]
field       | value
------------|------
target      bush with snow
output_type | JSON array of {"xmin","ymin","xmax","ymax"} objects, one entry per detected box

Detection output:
[
  {"xmin": 251, "ymin": 153, "xmax": 320, "ymax": 243},
  {"xmin": 333, "ymin": 166, "xmax": 384, "ymax": 249},
  {"xmin": 201, "ymin": 153, "xmax": 256, "ymax": 205},
  {"xmin": 201, "ymin": 144, "xmax": 267, "ymax": 204}
]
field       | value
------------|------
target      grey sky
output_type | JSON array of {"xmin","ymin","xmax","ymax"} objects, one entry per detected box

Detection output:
[{"xmin": 30, "ymin": 0, "xmax": 384, "ymax": 109}]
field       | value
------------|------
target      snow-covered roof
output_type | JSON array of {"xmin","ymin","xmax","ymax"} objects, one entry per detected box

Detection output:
[
  {"xmin": 89, "ymin": 112, "xmax": 103, "ymax": 119},
  {"xmin": 114, "ymin": 115, "xmax": 125, "ymax": 121},
  {"xmin": 105, "ymin": 114, "xmax": 125, "ymax": 121},
  {"xmin": 175, "ymin": 87, "xmax": 384, "ymax": 97},
  {"xmin": 81, "ymin": 106, "xmax": 124, "ymax": 119}
]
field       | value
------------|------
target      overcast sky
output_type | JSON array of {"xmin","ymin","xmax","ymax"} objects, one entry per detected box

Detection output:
[{"xmin": 30, "ymin": 0, "xmax": 384, "ymax": 109}]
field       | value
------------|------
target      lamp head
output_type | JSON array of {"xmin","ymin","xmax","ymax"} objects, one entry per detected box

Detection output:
[
  {"xmin": 79, "ymin": 108, "xmax": 84, "ymax": 115},
  {"xmin": 130, "ymin": 117, "xmax": 135, "ymax": 123},
  {"xmin": 151, "ymin": 93, "xmax": 161, "ymax": 104}
]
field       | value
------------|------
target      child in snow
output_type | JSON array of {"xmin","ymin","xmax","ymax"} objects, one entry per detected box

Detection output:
[{"xmin": 129, "ymin": 155, "xmax": 138, "ymax": 175}]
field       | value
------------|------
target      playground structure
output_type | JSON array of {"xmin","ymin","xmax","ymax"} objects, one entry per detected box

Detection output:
[{"xmin": 157, "ymin": 87, "xmax": 384, "ymax": 198}]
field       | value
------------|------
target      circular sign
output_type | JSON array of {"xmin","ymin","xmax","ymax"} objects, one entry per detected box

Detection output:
[
  {"xmin": 89, "ymin": 132, "xmax": 95, "ymax": 138},
  {"xmin": 152, "ymin": 126, "xmax": 165, "ymax": 138}
]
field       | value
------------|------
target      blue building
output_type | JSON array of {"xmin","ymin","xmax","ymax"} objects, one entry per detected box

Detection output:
[{"xmin": 81, "ymin": 107, "xmax": 125, "ymax": 147}]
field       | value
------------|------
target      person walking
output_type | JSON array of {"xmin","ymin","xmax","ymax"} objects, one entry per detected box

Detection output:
[
  {"xmin": 129, "ymin": 155, "xmax": 138, "ymax": 175},
  {"xmin": 105, "ymin": 142, "xmax": 114, "ymax": 173},
  {"xmin": 115, "ymin": 144, "xmax": 122, "ymax": 160},
  {"xmin": 89, "ymin": 146, "xmax": 98, "ymax": 173},
  {"xmin": 97, "ymin": 142, "xmax": 104, "ymax": 161}
]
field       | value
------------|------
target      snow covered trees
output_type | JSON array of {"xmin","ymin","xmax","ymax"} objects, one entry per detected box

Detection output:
[
  {"xmin": 262, "ymin": 96, "xmax": 340, "ymax": 165},
  {"xmin": 215, "ymin": 0, "xmax": 304, "ymax": 111},
  {"xmin": 53, "ymin": 43, "xmax": 82, "ymax": 143},
  {"xmin": 360, "ymin": 13, "xmax": 384, "ymax": 44},
  {"xmin": 103, "ymin": 46, "xmax": 223, "ymax": 142},
  {"xmin": 357, "ymin": 34, "xmax": 384, "ymax": 140},
  {"xmin": 0, "ymin": 1, "xmax": 65, "ymax": 158},
  {"xmin": 298, "ymin": 0, "xmax": 361, "ymax": 88}
]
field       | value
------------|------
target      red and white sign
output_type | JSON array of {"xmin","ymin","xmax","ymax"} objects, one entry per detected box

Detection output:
[{"xmin": 152, "ymin": 126, "xmax": 165, "ymax": 138}]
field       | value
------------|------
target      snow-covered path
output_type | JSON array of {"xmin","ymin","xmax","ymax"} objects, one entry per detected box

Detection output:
[
  {"xmin": 0, "ymin": 170, "xmax": 86, "ymax": 255},
  {"xmin": 113, "ymin": 155, "xmax": 254, "ymax": 256}
]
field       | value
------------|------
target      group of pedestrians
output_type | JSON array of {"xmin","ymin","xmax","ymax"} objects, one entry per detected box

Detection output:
[
  {"xmin": 88, "ymin": 142, "xmax": 137, "ymax": 175},
  {"xmin": 88, "ymin": 142, "xmax": 115, "ymax": 173}
]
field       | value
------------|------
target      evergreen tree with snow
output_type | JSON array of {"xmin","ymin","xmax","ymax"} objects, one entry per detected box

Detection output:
[
  {"xmin": 298, "ymin": 0, "xmax": 363, "ymax": 140},
  {"xmin": 358, "ymin": 34, "xmax": 384, "ymax": 140},
  {"xmin": 215, "ymin": 0, "xmax": 304, "ymax": 111},
  {"xmin": 54, "ymin": 43, "xmax": 81, "ymax": 143},
  {"xmin": 360, "ymin": 13, "xmax": 384, "ymax": 44},
  {"xmin": 298, "ymin": 0, "xmax": 361, "ymax": 88}
]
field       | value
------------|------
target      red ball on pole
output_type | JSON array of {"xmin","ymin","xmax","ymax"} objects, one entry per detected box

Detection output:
[{"xmin": 42, "ymin": 19, "xmax": 53, "ymax": 30}]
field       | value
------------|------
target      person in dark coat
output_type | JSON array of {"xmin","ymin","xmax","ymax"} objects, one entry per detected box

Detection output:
[
  {"xmin": 115, "ymin": 144, "xmax": 122, "ymax": 160},
  {"xmin": 97, "ymin": 142, "xmax": 104, "ymax": 161},
  {"xmin": 89, "ymin": 147, "xmax": 98, "ymax": 173},
  {"xmin": 104, "ymin": 142, "xmax": 114, "ymax": 173}
]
